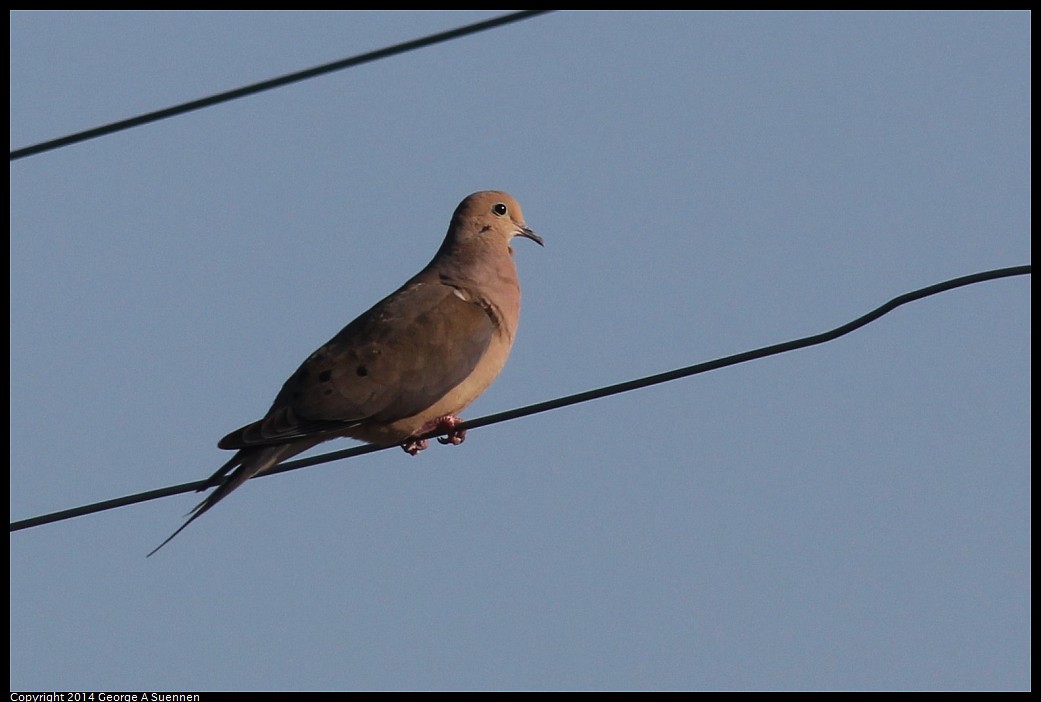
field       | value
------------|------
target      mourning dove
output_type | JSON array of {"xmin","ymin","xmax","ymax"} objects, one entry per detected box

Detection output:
[{"xmin": 149, "ymin": 191, "xmax": 542, "ymax": 555}]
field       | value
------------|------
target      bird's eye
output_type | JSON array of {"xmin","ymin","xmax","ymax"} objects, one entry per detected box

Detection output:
[{"xmin": 492, "ymin": 203, "xmax": 508, "ymax": 216}]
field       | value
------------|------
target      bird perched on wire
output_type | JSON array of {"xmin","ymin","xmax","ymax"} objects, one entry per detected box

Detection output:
[{"xmin": 149, "ymin": 191, "xmax": 542, "ymax": 555}]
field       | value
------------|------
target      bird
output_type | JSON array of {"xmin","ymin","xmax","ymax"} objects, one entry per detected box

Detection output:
[{"xmin": 148, "ymin": 191, "xmax": 542, "ymax": 555}]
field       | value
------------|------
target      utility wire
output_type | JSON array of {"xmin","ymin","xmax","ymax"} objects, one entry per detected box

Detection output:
[
  {"xmin": 9, "ymin": 265, "xmax": 1030, "ymax": 534},
  {"xmin": 9, "ymin": 10, "xmax": 556, "ymax": 161}
]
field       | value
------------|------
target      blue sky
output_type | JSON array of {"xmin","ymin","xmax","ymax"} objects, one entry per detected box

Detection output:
[{"xmin": 10, "ymin": 11, "xmax": 1030, "ymax": 691}]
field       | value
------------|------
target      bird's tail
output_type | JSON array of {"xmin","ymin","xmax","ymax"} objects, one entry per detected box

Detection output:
[{"xmin": 147, "ymin": 440, "xmax": 319, "ymax": 557}]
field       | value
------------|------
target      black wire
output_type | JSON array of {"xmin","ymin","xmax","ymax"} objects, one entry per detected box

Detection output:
[
  {"xmin": 9, "ymin": 10, "xmax": 557, "ymax": 161},
  {"xmin": 9, "ymin": 265, "xmax": 1030, "ymax": 534}
]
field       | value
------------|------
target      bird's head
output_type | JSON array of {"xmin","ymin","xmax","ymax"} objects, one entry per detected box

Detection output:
[{"xmin": 445, "ymin": 191, "xmax": 544, "ymax": 253}]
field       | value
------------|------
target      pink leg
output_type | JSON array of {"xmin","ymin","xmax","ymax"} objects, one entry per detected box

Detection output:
[
  {"xmin": 434, "ymin": 415, "xmax": 467, "ymax": 446},
  {"xmin": 400, "ymin": 415, "xmax": 466, "ymax": 455},
  {"xmin": 401, "ymin": 438, "xmax": 428, "ymax": 455}
]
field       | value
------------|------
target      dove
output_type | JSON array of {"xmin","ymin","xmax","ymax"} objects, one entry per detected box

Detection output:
[{"xmin": 149, "ymin": 191, "xmax": 542, "ymax": 555}]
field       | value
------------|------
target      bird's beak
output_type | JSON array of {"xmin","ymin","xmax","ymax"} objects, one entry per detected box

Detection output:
[{"xmin": 516, "ymin": 225, "xmax": 544, "ymax": 247}]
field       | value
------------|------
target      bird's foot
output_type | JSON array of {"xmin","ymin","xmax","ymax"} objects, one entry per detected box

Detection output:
[
  {"xmin": 434, "ymin": 415, "xmax": 467, "ymax": 446},
  {"xmin": 401, "ymin": 438, "xmax": 428, "ymax": 456},
  {"xmin": 400, "ymin": 415, "xmax": 466, "ymax": 456}
]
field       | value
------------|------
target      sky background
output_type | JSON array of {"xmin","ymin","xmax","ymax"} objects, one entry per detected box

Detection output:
[{"xmin": 9, "ymin": 11, "xmax": 1030, "ymax": 691}]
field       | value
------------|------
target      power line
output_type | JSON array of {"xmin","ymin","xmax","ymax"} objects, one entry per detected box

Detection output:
[
  {"xmin": 9, "ymin": 264, "xmax": 1030, "ymax": 534},
  {"xmin": 9, "ymin": 10, "xmax": 557, "ymax": 161}
]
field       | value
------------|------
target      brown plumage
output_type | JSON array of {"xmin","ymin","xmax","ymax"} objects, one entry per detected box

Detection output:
[{"xmin": 149, "ymin": 191, "xmax": 542, "ymax": 555}]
